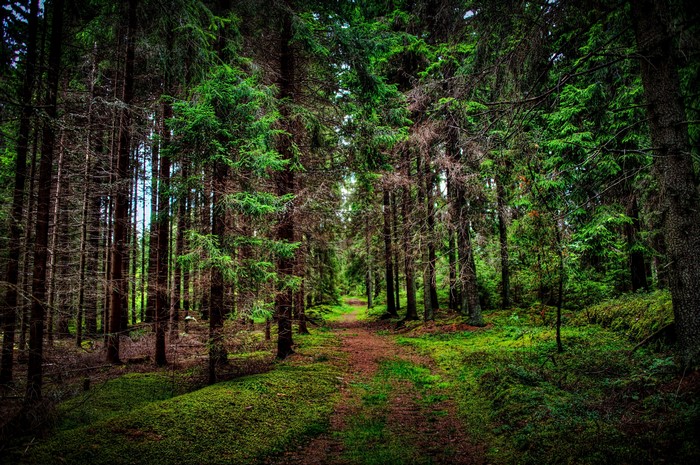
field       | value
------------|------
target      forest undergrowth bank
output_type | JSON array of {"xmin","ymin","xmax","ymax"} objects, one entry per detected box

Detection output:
[{"xmin": 3, "ymin": 294, "xmax": 699, "ymax": 465}]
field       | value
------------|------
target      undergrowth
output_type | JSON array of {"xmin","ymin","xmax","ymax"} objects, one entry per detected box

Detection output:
[
  {"xmin": 8, "ymin": 334, "xmax": 343, "ymax": 465},
  {"xmin": 397, "ymin": 293, "xmax": 699, "ymax": 465}
]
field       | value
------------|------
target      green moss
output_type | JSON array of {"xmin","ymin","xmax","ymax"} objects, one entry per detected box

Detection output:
[
  {"xmin": 21, "ymin": 364, "xmax": 342, "ymax": 465},
  {"xmin": 56, "ymin": 373, "xmax": 179, "ymax": 431},
  {"xmin": 577, "ymin": 290, "xmax": 673, "ymax": 342},
  {"xmin": 396, "ymin": 308, "xmax": 700, "ymax": 464}
]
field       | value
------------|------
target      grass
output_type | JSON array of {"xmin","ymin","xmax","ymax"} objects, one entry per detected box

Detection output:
[
  {"xmin": 396, "ymin": 299, "xmax": 700, "ymax": 465},
  {"xmin": 10, "ymin": 332, "xmax": 343, "ymax": 465}
]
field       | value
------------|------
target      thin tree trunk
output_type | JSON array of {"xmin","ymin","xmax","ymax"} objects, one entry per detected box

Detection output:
[
  {"xmin": 146, "ymin": 119, "xmax": 159, "ymax": 324},
  {"xmin": 25, "ymin": 0, "xmax": 64, "ymax": 404},
  {"xmin": 1, "ymin": 0, "xmax": 39, "ymax": 385},
  {"xmin": 382, "ymin": 190, "xmax": 397, "ymax": 316},
  {"xmin": 155, "ymin": 105, "xmax": 171, "ymax": 367},
  {"xmin": 626, "ymin": 194, "xmax": 648, "ymax": 291},
  {"xmin": 76, "ymin": 49, "xmax": 98, "ymax": 345},
  {"xmin": 392, "ymin": 192, "xmax": 401, "ymax": 310},
  {"xmin": 46, "ymin": 132, "xmax": 66, "ymax": 344},
  {"xmin": 496, "ymin": 175, "xmax": 510, "ymax": 308},
  {"xmin": 401, "ymin": 186, "xmax": 418, "ymax": 321},
  {"xmin": 19, "ymin": 124, "xmax": 40, "ymax": 355}
]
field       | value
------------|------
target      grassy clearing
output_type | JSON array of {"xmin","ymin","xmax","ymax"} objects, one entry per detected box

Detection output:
[
  {"xmin": 397, "ymin": 297, "xmax": 700, "ymax": 464},
  {"xmin": 307, "ymin": 298, "xmax": 367, "ymax": 323},
  {"xmin": 10, "ymin": 332, "xmax": 343, "ymax": 465}
]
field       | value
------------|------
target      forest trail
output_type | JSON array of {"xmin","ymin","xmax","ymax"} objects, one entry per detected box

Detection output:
[{"xmin": 267, "ymin": 301, "xmax": 484, "ymax": 465}]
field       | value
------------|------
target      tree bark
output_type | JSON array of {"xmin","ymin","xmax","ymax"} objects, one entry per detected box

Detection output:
[
  {"xmin": 1, "ymin": 0, "xmax": 39, "ymax": 385},
  {"xmin": 25, "ymin": 0, "xmax": 65, "ymax": 404},
  {"xmin": 275, "ymin": 7, "xmax": 296, "ymax": 359},
  {"xmin": 382, "ymin": 190, "xmax": 397, "ymax": 316},
  {"xmin": 155, "ymin": 104, "xmax": 171, "ymax": 367},
  {"xmin": 632, "ymin": 0, "xmax": 700, "ymax": 366},
  {"xmin": 401, "ymin": 185, "xmax": 418, "ymax": 321},
  {"xmin": 107, "ymin": 0, "xmax": 137, "ymax": 364},
  {"xmin": 456, "ymin": 189, "xmax": 483, "ymax": 326},
  {"xmin": 496, "ymin": 175, "xmax": 510, "ymax": 308}
]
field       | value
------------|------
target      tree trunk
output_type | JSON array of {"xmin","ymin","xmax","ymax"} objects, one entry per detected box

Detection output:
[
  {"xmin": 155, "ymin": 104, "xmax": 171, "ymax": 367},
  {"xmin": 426, "ymin": 157, "xmax": 438, "ymax": 313},
  {"xmin": 146, "ymin": 120, "xmax": 159, "ymax": 325},
  {"xmin": 382, "ymin": 190, "xmax": 397, "ymax": 316},
  {"xmin": 106, "ymin": 0, "xmax": 137, "ymax": 364},
  {"xmin": 496, "ymin": 175, "xmax": 510, "ymax": 308},
  {"xmin": 172, "ymin": 162, "xmax": 188, "ymax": 334},
  {"xmin": 448, "ymin": 226, "xmax": 458, "ymax": 310},
  {"xmin": 1, "ymin": 0, "xmax": 39, "ymax": 385},
  {"xmin": 456, "ymin": 191, "xmax": 483, "ymax": 326},
  {"xmin": 208, "ymin": 159, "xmax": 228, "ymax": 381},
  {"xmin": 275, "ymin": 8, "xmax": 296, "ymax": 359},
  {"xmin": 76, "ymin": 48, "xmax": 98, "ymax": 346},
  {"xmin": 626, "ymin": 194, "xmax": 648, "ymax": 291},
  {"xmin": 392, "ymin": 192, "xmax": 401, "ymax": 310},
  {"xmin": 401, "ymin": 186, "xmax": 418, "ymax": 321},
  {"xmin": 46, "ymin": 133, "xmax": 66, "ymax": 344},
  {"xmin": 632, "ymin": 0, "xmax": 700, "ymax": 366},
  {"xmin": 19, "ymin": 124, "xmax": 40, "ymax": 356},
  {"xmin": 25, "ymin": 0, "xmax": 65, "ymax": 404}
]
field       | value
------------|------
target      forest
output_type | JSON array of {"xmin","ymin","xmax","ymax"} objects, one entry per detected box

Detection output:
[{"xmin": 0, "ymin": 0, "xmax": 698, "ymax": 463}]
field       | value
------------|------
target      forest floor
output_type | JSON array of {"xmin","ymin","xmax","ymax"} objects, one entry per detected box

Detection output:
[
  {"xmin": 3, "ymin": 293, "xmax": 698, "ymax": 465},
  {"xmin": 266, "ymin": 301, "xmax": 484, "ymax": 465}
]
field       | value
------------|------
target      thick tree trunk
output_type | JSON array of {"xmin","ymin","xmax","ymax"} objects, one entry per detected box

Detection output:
[
  {"xmin": 1, "ymin": 0, "xmax": 39, "ymax": 385},
  {"xmin": 632, "ymin": 0, "xmax": 700, "ymax": 366},
  {"xmin": 456, "ymin": 191, "xmax": 483, "ymax": 326},
  {"xmin": 448, "ymin": 227, "xmax": 458, "ymax": 310},
  {"xmin": 275, "ymin": 8, "xmax": 296, "ymax": 359},
  {"xmin": 208, "ymin": 160, "xmax": 228, "ymax": 381},
  {"xmin": 171, "ymin": 162, "xmax": 188, "ymax": 334},
  {"xmin": 25, "ymin": 0, "xmax": 65, "ymax": 404},
  {"xmin": 107, "ymin": 0, "xmax": 137, "ymax": 364},
  {"xmin": 19, "ymin": 127, "xmax": 40, "ymax": 355}
]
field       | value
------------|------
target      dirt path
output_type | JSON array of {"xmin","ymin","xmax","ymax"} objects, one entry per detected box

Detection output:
[{"xmin": 267, "ymin": 303, "xmax": 484, "ymax": 465}]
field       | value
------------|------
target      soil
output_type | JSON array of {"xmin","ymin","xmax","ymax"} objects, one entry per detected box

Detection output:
[{"xmin": 266, "ymin": 302, "xmax": 485, "ymax": 465}]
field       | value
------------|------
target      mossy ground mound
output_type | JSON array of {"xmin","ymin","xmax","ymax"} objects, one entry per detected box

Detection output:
[
  {"xmin": 397, "ymin": 295, "xmax": 699, "ymax": 464},
  {"xmin": 8, "ymin": 328, "xmax": 343, "ymax": 465}
]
